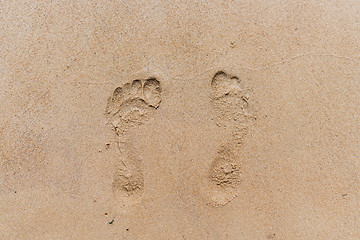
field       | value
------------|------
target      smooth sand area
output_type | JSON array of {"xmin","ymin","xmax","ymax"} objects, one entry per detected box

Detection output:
[{"xmin": 1, "ymin": 1, "xmax": 359, "ymax": 239}]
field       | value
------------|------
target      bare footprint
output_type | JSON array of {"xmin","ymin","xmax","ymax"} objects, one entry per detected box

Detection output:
[
  {"xmin": 106, "ymin": 77, "xmax": 161, "ymax": 204},
  {"xmin": 208, "ymin": 71, "xmax": 255, "ymax": 206},
  {"xmin": 211, "ymin": 71, "xmax": 255, "ymax": 144},
  {"xmin": 208, "ymin": 146, "xmax": 242, "ymax": 206}
]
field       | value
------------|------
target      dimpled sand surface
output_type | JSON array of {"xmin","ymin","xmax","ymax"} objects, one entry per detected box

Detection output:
[{"xmin": 0, "ymin": 0, "xmax": 359, "ymax": 239}]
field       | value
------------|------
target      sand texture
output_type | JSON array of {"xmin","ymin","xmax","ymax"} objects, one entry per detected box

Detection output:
[{"xmin": 1, "ymin": 0, "xmax": 359, "ymax": 239}]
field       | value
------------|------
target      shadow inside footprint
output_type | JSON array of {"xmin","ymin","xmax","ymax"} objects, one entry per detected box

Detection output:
[{"xmin": 143, "ymin": 78, "xmax": 161, "ymax": 108}]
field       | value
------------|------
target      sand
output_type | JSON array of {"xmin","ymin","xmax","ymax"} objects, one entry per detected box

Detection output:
[{"xmin": 0, "ymin": 0, "xmax": 359, "ymax": 239}]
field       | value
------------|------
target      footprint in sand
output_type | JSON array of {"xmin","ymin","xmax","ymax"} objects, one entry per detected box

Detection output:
[
  {"xmin": 208, "ymin": 71, "xmax": 256, "ymax": 206},
  {"xmin": 106, "ymin": 77, "xmax": 161, "ymax": 204}
]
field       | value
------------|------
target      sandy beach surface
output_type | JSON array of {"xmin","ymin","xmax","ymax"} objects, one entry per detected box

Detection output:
[{"xmin": 1, "ymin": 0, "xmax": 359, "ymax": 239}]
